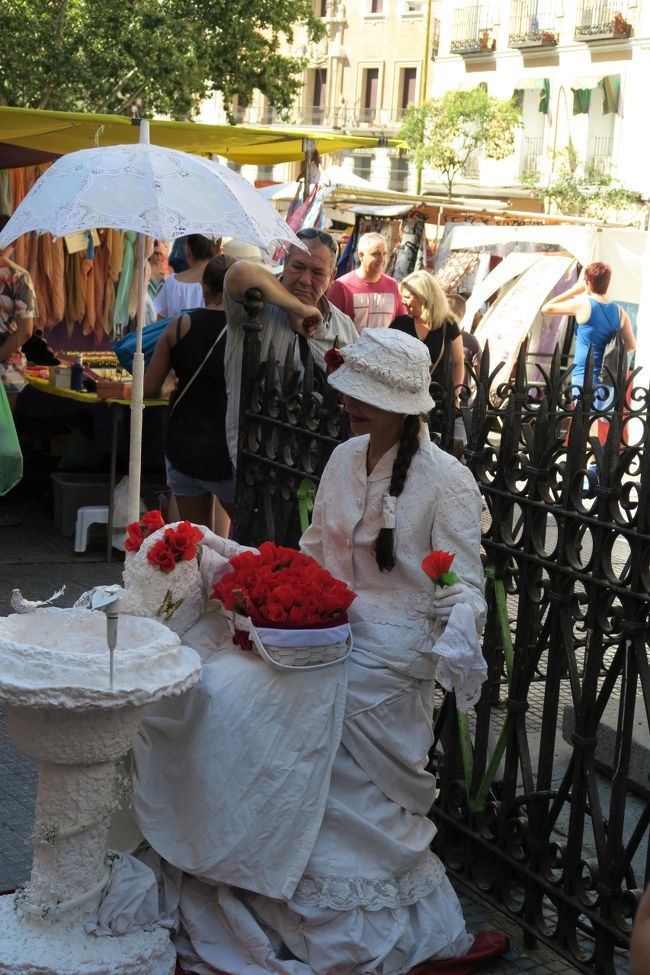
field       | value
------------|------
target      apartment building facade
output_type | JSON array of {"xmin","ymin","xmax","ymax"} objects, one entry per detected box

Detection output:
[{"xmin": 198, "ymin": 1, "xmax": 650, "ymax": 207}]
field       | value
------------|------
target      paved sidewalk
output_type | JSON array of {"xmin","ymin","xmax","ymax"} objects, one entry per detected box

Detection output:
[{"xmin": 0, "ymin": 494, "xmax": 580, "ymax": 974}]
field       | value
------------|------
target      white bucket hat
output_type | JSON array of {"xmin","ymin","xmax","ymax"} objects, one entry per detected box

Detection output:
[{"xmin": 327, "ymin": 328, "xmax": 434, "ymax": 415}]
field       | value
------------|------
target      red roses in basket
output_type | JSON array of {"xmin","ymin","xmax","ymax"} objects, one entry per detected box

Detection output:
[{"xmin": 211, "ymin": 541, "xmax": 356, "ymax": 626}]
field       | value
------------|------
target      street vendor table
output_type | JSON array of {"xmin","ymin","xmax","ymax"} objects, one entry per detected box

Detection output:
[{"xmin": 25, "ymin": 375, "xmax": 168, "ymax": 562}]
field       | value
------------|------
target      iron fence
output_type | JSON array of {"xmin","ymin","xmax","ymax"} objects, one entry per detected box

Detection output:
[{"xmin": 234, "ymin": 303, "xmax": 650, "ymax": 974}]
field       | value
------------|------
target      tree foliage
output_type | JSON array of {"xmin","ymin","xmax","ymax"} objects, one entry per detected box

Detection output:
[
  {"xmin": 522, "ymin": 148, "xmax": 644, "ymax": 219},
  {"xmin": 399, "ymin": 87, "xmax": 521, "ymax": 197},
  {"xmin": 0, "ymin": 0, "xmax": 324, "ymax": 120}
]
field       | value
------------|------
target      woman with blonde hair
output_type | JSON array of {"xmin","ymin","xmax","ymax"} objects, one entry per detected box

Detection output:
[{"xmin": 391, "ymin": 270, "xmax": 464, "ymax": 394}]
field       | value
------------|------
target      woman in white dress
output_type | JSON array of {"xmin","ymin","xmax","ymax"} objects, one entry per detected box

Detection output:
[
  {"xmin": 123, "ymin": 329, "xmax": 506, "ymax": 975},
  {"xmin": 154, "ymin": 235, "xmax": 219, "ymax": 321}
]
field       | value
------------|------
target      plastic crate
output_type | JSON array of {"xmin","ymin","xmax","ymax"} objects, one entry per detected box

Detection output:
[{"xmin": 50, "ymin": 473, "xmax": 111, "ymax": 537}]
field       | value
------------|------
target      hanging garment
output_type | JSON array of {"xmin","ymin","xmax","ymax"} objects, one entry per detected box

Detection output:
[{"xmin": 113, "ymin": 230, "xmax": 136, "ymax": 330}]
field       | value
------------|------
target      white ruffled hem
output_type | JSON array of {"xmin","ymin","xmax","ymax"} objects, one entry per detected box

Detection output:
[{"xmin": 293, "ymin": 850, "xmax": 446, "ymax": 911}]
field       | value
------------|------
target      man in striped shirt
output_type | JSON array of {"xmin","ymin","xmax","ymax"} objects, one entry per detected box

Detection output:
[{"xmin": 224, "ymin": 229, "xmax": 357, "ymax": 464}]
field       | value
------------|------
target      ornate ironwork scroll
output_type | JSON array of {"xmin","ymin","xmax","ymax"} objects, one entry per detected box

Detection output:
[{"xmin": 235, "ymin": 312, "xmax": 649, "ymax": 974}]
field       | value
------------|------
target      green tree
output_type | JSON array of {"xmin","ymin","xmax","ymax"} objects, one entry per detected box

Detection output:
[
  {"xmin": 399, "ymin": 87, "xmax": 521, "ymax": 197},
  {"xmin": 522, "ymin": 148, "xmax": 644, "ymax": 219},
  {"xmin": 0, "ymin": 0, "xmax": 324, "ymax": 121}
]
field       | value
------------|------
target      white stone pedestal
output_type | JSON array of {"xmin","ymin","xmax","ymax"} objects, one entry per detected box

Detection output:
[{"xmin": 0, "ymin": 607, "xmax": 202, "ymax": 975}]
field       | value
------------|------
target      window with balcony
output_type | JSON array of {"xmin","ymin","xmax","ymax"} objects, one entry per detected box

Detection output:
[
  {"xmin": 389, "ymin": 156, "xmax": 411, "ymax": 192},
  {"xmin": 509, "ymin": 2, "xmax": 558, "ymax": 48},
  {"xmin": 574, "ymin": 0, "xmax": 633, "ymax": 41},
  {"xmin": 585, "ymin": 80, "xmax": 617, "ymax": 174},
  {"xmin": 451, "ymin": 4, "xmax": 497, "ymax": 54},
  {"xmin": 520, "ymin": 136, "xmax": 545, "ymax": 178},
  {"xmin": 309, "ymin": 68, "xmax": 328, "ymax": 125},
  {"xmin": 395, "ymin": 67, "xmax": 418, "ymax": 121},
  {"xmin": 360, "ymin": 68, "xmax": 380, "ymax": 124},
  {"xmin": 587, "ymin": 135, "xmax": 614, "ymax": 174}
]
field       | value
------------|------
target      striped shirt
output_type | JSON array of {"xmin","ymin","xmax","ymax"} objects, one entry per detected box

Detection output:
[{"xmin": 224, "ymin": 283, "xmax": 357, "ymax": 464}]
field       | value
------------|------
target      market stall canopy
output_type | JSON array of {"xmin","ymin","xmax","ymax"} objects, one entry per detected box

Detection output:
[
  {"xmin": 0, "ymin": 106, "xmax": 403, "ymax": 168},
  {"xmin": 439, "ymin": 222, "xmax": 646, "ymax": 304}
]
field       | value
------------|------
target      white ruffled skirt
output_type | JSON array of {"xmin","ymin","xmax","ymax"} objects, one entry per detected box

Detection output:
[{"xmin": 124, "ymin": 616, "xmax": 472, "ymax": 974}]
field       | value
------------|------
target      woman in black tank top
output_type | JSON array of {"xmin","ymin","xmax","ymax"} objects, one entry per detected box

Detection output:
[{"xmin": 144, "ymin": 256, "xmax": 233, "ymax": 535}]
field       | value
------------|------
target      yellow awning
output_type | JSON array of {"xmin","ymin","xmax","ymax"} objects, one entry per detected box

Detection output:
[{"xmin": 0, "ymin": 106, "xmax": 404, "ymax": 165}]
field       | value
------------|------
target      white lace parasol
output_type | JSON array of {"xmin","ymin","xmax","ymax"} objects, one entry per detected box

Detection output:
[
  {"xmin": 0, "ymin": 133, "xmax": 305, "ymax": 523},
  {"xmin": 0, "ymin": 142, "xmax": 304, "ymax": 250}
]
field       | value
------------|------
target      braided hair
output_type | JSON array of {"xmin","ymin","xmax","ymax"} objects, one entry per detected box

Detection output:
[{"xmin": 373, "ymin": 414, "xmax": 422, "ymax": 572}]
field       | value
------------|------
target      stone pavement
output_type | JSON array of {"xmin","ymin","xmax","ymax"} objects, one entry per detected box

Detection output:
[{"xmin": 0, "ymin": 493, "xmax": 581, "ymax": 974}]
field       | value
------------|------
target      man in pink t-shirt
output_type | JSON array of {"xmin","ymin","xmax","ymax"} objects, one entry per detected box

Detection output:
[{"xmin": 327, "ymin": 232, "xmax": 406, "ymax": 334}]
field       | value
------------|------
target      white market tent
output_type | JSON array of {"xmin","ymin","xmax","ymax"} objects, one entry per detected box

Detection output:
[{"xmin": 439, "ymin": 222, "xmax": 649, "ymax": 388}]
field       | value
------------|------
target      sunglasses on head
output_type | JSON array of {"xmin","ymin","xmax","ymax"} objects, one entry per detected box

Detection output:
[{"xmin": 296, "ymin": 228, "xmax": 338, "ymax": 255}]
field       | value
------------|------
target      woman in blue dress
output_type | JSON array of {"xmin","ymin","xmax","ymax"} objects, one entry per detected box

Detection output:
[{"xmin": 541, "ymin": 261, "xmax": 636, "ymax": 394}]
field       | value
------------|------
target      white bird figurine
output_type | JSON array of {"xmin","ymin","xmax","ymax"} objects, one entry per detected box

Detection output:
[{"xmin": 11, "ymin": 585, "xmax": 66, "ymax": 614}]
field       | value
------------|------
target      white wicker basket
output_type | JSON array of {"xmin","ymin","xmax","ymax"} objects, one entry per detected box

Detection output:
[{"xmin": 225, "ymin": 610, "xmax": 352, "ymax": 671}]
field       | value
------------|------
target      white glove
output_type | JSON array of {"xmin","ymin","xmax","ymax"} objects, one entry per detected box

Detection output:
[{"xmin": 431, "ymin": 583, "xmax": 476, "ymax": 621}]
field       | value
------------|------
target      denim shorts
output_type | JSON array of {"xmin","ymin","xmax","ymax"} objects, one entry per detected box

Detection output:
[{"xmin": 165, "ymin": 457, "xmax": 235, "ymax": 503}]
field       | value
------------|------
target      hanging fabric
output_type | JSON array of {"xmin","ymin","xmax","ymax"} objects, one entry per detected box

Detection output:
[
  {"xmin": 113, "ymin": 230, "xmax": 136, "ymax": 334},
  {"xmin": 599, "ymin": 75, "xmax": 621, "ymax": 115}
]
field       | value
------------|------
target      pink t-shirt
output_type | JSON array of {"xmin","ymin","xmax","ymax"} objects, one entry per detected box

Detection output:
[{"xmin": 327, "ymin": 271, "xmax": 406, "ymax": 333}]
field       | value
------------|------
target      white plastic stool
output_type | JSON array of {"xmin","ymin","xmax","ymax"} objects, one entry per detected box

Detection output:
[{"xmin": 74, "ymin": 505, "xmax": 109, "ymax": 553}]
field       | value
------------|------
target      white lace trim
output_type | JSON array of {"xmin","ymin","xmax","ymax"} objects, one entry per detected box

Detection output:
[{"xmin": 292, "ymin": 850, "xmax": 447, "ymax": 911}]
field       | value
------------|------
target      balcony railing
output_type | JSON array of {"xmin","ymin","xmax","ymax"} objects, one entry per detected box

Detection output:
[
  {"xmin": 357, "ymin": 107, "xmax": 379, "ymax": 125},
  {"xmin": 587, "ymin": 135, "xmax": 614, "ymax": 174},
  {"xmin": 574, "ymin": 0, "xmax": 633, "ymax": 41},
  {"xmin": 451, "ymin": 4, "xmax": 497, "ymax": 54},
  {"xmin": 509, "ymin": 2, "xmax": 558, "ymax": 47},
  {"xmin": 520, "ymin": 135, "xmax": 545, "ymax": 177},
  {"xmin": 300, "ymin": 106, "xmax": 328, "ymax": 125}
]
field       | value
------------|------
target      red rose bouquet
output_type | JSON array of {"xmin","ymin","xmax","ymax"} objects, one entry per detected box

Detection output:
[
  {"xmin": 211, "ymin": 541, "xmax": 356, "ymax": 668},
  {"xmin": 124, "ymin": 509, "xmax": 166, "ymax": 553},
  {"xmin": 421, "ymin": 549, "xmax": 458, "ymax": 587}
]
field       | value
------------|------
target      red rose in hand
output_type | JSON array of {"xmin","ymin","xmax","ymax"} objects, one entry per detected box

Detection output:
[
  {"xmin": 166, "ymin": 522, "xmax": 203, "ymax": 561},
  {"xmin": 147, "ymin": 539, "xmax": 177, "ymax": 573},
  {"xmin": 422, "ymin": 550, "xmax": 458, "ymax": 587},
  {"xmin": 324, "ymin": 347, "xmax": 345, "ymax": 374},
  {"xmin": 125, "ymin": 522, "xmax": 145, "ymax": 552},
  {"xmin": 141, "ymin": 509, "xmax": 165, "ymax": 535}
]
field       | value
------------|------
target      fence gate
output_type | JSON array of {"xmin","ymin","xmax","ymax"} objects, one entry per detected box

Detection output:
[{"xmin": 235, "ymin": 312, "xmax": 649, "ymax": 975}]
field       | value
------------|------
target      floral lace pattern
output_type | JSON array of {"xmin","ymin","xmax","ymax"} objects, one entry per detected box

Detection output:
[{"xmin": 293, "ymin": 850, "xmax": 447, "ymax": 911}]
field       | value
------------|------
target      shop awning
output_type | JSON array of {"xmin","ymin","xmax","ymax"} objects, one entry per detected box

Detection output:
[
  {"xmin": 571, "ymin": 75, "xmax": 620, "ymax": 115},
  {"xmin": 513, "ymin": 78, "xmax": 550, "ymax": 114},
  {"xmin": 0, "ymin": 106, "xmax": 403, "ymax": 168}
]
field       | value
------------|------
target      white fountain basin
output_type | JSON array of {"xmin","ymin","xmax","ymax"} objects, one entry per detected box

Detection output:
[
  {"xmin": 0, "ymin": 606, "xmax": 201, "ymax": 709},
  {"xmin": 0, "ymin": 605, "xmax": 202, "ymax": 975}
]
